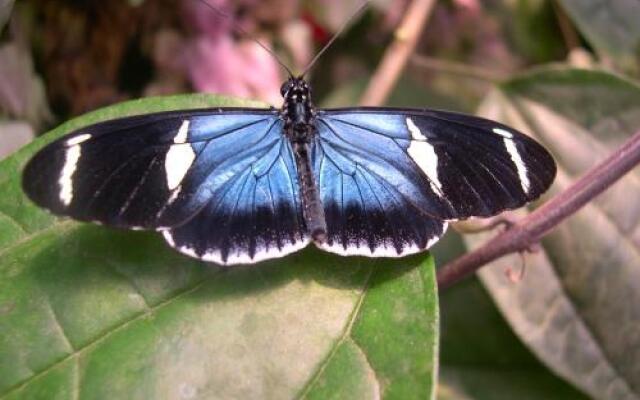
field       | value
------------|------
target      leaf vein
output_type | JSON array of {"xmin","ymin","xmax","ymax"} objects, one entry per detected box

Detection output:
[
  {"xmin": 44, "ymin": 298, "xmax": 76, "ymax": 353},
  {"xmin": 296, "ymin": 266, "xmax": 375, "ymax": 399},
  {"xmin": 1, "ymin": 278, "xmax": 210, "ymax": 398},
  {"xmin": 0, "ymin": 210, "xmax": 28, "ymax": 235},
  {"xmin": 0, "ymin": 220, "xmax": 74, "ymax": 260}
]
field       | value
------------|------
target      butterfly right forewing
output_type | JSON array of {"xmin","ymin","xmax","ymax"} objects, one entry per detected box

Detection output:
[{"xmin": 311, "ymin": 108, "xmax": 556, "ymax": 257}]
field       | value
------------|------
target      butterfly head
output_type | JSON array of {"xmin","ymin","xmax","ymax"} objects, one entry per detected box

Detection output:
[
  {"xmin": 280, "ymin": 77, "xmax": 312, "ymax": 102},
  {"xmin": 281, "ymin": 77, "xmax": 315, "ymax": 142}
]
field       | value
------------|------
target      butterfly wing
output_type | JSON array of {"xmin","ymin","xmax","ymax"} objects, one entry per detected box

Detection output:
[
  {"xmin": 23, "ymin": 109, "xmax": 308, "ymax": 264},
  {"xmin": 312, "ymin": 108, "xmax": 555, "ymax": 257}
]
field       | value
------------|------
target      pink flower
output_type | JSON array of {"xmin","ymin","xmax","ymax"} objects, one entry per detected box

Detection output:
[
  {"xmin": 178, "ymin": 0, "xmax": 282, "ymax": 104},
  {"xmin": 182, "ymin": 35, "xmax": 281, "ymax": 105}
]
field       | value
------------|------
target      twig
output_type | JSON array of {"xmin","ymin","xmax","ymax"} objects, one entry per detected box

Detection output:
[
  {"xmin": 359, "ymin": 0, "xmax": 437, "ymax": 106},
  {"xmin": 410, "ymin": 54, "xmax": 506, "ymax": 83},
  {"xmin": 437, "ymin": 129, "xmax": 640, "ymax": 290},
  {"xmin": 553, "ymin": 0, "xmax": 580, "ymax": 51},
  {"xmin": 451, "ymin": 214, "xmax": 517, "ymax": 234}
]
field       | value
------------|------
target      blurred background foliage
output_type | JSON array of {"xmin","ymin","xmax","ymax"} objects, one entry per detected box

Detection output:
[
  {"xmin": 1, "ymin": 0, "xmax": 636, "ymax": 145},
  {"xmin": 1, "ymin": 0, "xmax": 639, "ymax": 399},
  {"xmin": 0, "ymin": 0, "xmax": 607, "ymax": 137}
]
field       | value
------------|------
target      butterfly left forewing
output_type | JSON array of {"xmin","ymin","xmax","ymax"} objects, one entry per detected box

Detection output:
[
  {"xmin": 23, "ymin": 110, "xmax": 279, "ymax": 229},
  {"xmin": 23, "ymin": 109, "xmax": 309, "ymax": 265},
  {"xmin": 23, "ymin": 113, "xmax": 180, "ymax": 228}
]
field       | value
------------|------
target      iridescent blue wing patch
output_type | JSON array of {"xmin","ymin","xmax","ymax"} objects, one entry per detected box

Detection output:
[
  {"xmin": 22, "ymin": 109, "xmax": 308, "ymax": 264},
  {"xmin": 312, "ymin": 108, "xmax": 555, "ymax": 257}
]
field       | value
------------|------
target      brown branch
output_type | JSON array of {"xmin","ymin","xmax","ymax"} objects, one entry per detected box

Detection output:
[
  {"xmin": 437, "ymin": 129, "xmax": 640, "ymax": 290},
  {"xmin": 553, "ymin": 0, "xmax": 581, "ymax": 51},
  {"xmin": 359, "ymin": 0, "xmax": 437, "ymax": 106}
]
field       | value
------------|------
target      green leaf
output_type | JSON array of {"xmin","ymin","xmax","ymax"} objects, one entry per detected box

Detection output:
[
  {"xmin": 438, "ymin": 278, "xmax": 591, "ymax": 400},
  {"xmin": 0, "ymin": 94, "xmax": 439, "ymax": 399},
  {"xmin": 433, "ymin": 235, "xmax": 589, "ymax": 400},
  {"xmin": 489, "ymin": 0, "xmax": 565, "ymax": 64},
  {"xmin": 558, "ymin": 0, "xmax": 640, "ymax": 72},
  {"xmin": 467, "ymin": 67, "xmax": 640, "ymax": 400},
  {"xmin": 322, "ymin": 71, "xmax": 587, "ymax": 399}
]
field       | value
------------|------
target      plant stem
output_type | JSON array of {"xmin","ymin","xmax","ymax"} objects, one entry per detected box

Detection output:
[
  {"xmin": 437, "ymin": 129, "xmax": 640, "ymax": 290},
  {"xmin": 359, "ymin": 0, "xmax": 436, "ymax": 106},
  {"xmin": 553, "ymin": 0, "xmax": 580, "ymax": 51}
]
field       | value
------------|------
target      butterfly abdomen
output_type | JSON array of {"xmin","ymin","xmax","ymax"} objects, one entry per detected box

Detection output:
[{"xmin": 292, "ymin": 131, "xmax": 327, "ymax": 243}]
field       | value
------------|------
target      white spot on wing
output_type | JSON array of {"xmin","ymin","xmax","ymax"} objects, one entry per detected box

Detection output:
[
  {"xmin": 167, "ymin": 186, "xmax": 182, "ymax": 204},
  {"xmin": 405, "ymin": 118, "xmax": 444, "ymax": 197},
  {"xmin": 426, "ymin": 225, "xmax": 447, "ymax": 248},
  {"xmin": 493, "ymin": 128, "xmax": 513, "ymax": 138},
  {"xmin": 162, "ymin": 230, "xmax": 311, "ymax": 265},
  {"xmin": 173, "ymin": 120, "xmax": 190, "ymax": 143},
  {"xmin": 66, "ymin": 133, "xmax": 92, "ymax": 146},
  {"xmin": 493, "ymin": 128, "xmax": 531, "ymax": 194},
  {"xmin": 214, "ymin": 238, "xmax": 310, "ymax": 265},
  {"xmin": 165, "ymin": 120, "xmax": 195, "ymax": 190},
  {"xmin": 493, "ymin": 127, "xmax": 531, "ymax": 193},
  {"xmin": 407, "ymin": 118, "xmax": 427, "ymax": 140},
  {"xmin": 503, "ymin": 137, "xmax": 531, "ymax": 194},
  {"xmin": 318, "ymin": 241, "xmax": 421, "ymax": 257},
  {"xmin": 162, "ymin": 230, "xmax": 176, "ymax": 246},
  {"xmin": 317, "ymin": 222, "xmax": 448, "ymax": 257},
  {"xmin": 58, "ymin": 145, "xmax": 82, "ymax": 206}
]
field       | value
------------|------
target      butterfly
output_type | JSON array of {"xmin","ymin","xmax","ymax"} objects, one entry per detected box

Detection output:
[{"xmin": 22, "ymin": 74, "xmax": 556, "ymax": 265}]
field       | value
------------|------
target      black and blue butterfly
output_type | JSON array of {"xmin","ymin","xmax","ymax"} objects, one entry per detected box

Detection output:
[{"xmin": 22, "ymin": 74, "xmax": 556, "ymax": 265}]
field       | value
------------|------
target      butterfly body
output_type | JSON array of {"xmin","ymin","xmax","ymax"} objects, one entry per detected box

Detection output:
[
  {"xmin": 22, "ymin": 76, "xmax": 556, "ymax": 265},
  {"xmin": 281, "ymin": 77, "xmax": 327, "ymax": 242}
]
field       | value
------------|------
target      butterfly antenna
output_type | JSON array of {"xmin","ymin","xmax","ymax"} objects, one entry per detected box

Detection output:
[
  {"xmin": 300, "ymin": 0, "xmax": 370, "ymax": 78},
  {"xmin": 193, "ymin": 0, "xmax": 295, "ymax": 77}
]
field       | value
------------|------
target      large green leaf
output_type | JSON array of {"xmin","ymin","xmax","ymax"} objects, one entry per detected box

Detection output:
[
  {"xmin": 322, "ymin": 74, "xmax": 591, "ymax": 399},
  {"xmin": 432, "ymin": 236, "xmax": 589, "ymax": 400},
  {"xmin": 0, "ymin": 94, "xmax": 439, "ymax": 399},
  {"xmin": 559, "ymin": 0, "xmax": 640, "ymax": 72},
  {"xmin": 487, "ymin": 0, "xmax": 565, "ymax": 64},
  {"xmin": 465, "ymin": 67, "xmax": 640, "ymax": 399}
]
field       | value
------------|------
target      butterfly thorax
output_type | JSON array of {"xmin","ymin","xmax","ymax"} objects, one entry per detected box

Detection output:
[{"xmin": 280, "ymin": 77, "xmax": 315, "ymax": 143}]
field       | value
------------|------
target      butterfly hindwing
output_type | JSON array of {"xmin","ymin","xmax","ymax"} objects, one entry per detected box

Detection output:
[
  {"xmin": 312, "ymin": 136, "xmax": 447, "ymax": 256},
  {"xmin": 22, "ymin": 109, "xmax": 308, "ymax": 264},
  {"xmin": 163, "ymin": 132, "xmax": 309, "ymax": 264},
  {"xmin": 312, "ymin": 108, "xmax": 556, "ymax": 256}
]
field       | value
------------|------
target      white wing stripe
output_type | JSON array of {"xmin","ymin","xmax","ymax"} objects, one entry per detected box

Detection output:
[
  {"xmin": 165, "ymin": 120, "xmax": 195, "ymax": 190},
  {"xmin": 405, "ymin": 117, "xmax": 444, "ymax": 198},
  {"xmin": 58, "ymin": 145, "xmax": 81, "ymax": 205},
  {"xmin": 493, "ymin": 127, "xmax": 531, "ymax": 194}
]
